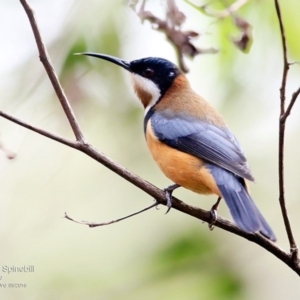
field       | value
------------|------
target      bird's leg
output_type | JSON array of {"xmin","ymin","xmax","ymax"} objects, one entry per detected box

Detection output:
[
  {"xmin": 163, "ymin": 183, "xmax": 180, "ymax": 214},
  {"xmin": 209, "ymin": 197, "xmax": 222, "ymax": 230}
]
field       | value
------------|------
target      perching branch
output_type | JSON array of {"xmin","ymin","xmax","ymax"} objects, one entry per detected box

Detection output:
[
  {"xmin": 275, "ymin": 0, "xmax": 300, "ymax": 262},
  {"xmin": 1, "ymin": 108, "xmax": 299, "ymax": 275},
  {"xmin": 0, "ymin": 0, "xmax": 300, "ymax": 276}
]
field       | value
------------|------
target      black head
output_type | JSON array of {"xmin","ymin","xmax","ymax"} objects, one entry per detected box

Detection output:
[{"xmin": 129, "ymin": 57, "xmax": 180, "ymax": 95}]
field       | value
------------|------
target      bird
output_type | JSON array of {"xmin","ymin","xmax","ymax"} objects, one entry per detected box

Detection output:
[{"xmin": 78, "ymin": 52, "xmax": 276, "ymax": 241}]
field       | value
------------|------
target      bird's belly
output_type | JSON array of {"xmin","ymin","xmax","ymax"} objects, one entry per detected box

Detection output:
[{"xmin": 146, "ymin": 131, "xmax": 221, "ymax": 196}]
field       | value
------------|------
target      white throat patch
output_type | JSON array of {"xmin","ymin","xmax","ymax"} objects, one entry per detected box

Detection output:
[{"xmin": 130, "ymin": 73, "xmax": 161, "ymax": 114}]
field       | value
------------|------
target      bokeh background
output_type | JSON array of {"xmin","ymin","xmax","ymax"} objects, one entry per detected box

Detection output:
[{"xmin": 0, "ymin": 0, "xmax": 300, "ymax": 299}]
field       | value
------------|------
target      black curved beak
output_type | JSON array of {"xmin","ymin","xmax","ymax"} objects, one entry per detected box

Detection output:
[{"xmin": 75, "ymin": 52, "xmax": 131, "ymax": 72}]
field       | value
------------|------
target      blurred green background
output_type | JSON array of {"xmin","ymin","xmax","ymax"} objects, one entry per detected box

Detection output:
[{"xmin": 0, "ymin": 0, "xmax": 300, "ymax": 299}]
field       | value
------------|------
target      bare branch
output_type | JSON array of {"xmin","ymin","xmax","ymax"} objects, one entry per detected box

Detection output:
[
  {"xmin": 275, "ymin": 0, "xmax": 298, "ymax": 261},
  {"xmin": 19, "ymin": 0, "xmax": 85, "ymax": 143}
]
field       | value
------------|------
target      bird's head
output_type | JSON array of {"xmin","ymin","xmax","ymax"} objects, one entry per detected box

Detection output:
[{"xmin": 77, "ymin": 52, "xmax": 181, "ymax": 111}]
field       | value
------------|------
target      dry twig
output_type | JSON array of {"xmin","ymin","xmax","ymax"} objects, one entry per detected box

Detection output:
[{"xmin": 132, "ymin": 0, "xmax": 217, "ymax": 72}]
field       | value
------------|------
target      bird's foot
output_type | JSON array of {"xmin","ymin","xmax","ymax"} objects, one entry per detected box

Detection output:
[
  {"xmin": 163, "ymin": 184, "xmax": 180, "ymax": 214},
  {"xmin": 209, "ymin": 210, "xmax": 217, "ymax": 231},
  {"xmin": 209, "ymin": 197, "xmax": 222, "ymax": 231}
]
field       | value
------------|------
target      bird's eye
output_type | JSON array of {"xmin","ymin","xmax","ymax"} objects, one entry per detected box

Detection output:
[
  {"xmin": 169, "ymin": 71, "xmax": 175, "ymax": 77},
  {"xmin": 143, "ymin": 68, "xmax": 154, "ymax": 78}
]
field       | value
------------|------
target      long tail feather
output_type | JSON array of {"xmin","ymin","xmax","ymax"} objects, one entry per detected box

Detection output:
[{"xmin": 208, "ymin": 164, "xmax": 276, "ymax": 241}]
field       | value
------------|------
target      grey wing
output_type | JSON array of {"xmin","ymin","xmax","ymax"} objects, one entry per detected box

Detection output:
[{"xmin": 151, "ymin": 112, "xmax": 254, "ymax": 181}]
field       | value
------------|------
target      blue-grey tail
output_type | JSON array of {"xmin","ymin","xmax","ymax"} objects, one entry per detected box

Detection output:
[{"xmin": 208, "ymin": 164, "xmax": 276, "ymax": 242}]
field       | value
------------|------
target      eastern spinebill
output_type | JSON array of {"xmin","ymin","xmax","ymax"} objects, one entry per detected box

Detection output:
[{"xmin": 78, "ymin": 52, "xmax": 276, "ymax": 241}]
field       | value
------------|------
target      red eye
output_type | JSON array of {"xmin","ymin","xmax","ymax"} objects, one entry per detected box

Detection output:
[{"xmin": 143, "ymin": 68, "xmax": 154, "ymax": 78}]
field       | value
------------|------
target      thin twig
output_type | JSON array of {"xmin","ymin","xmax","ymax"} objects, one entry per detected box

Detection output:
[
  {"xmin": 275, "ymin": 0, "xmax": 298, "ymax": 261},
  {"xmin": 19, "ymin": 0, "xmax": 85, "ymax": 143},
  {"xmin": 64, "ymin": 202, "xmax": 159, "ymax": 228}
]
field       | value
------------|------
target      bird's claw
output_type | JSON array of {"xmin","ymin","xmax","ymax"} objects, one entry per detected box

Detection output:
[
  {"xmin": 209, "ymin": 208, "xmax": 218, "ymax": 231},
  {"xmin": 208, "ymin": 197, "xmax": 221, "ymax": 230},
  {"xmin": 164, "ymin": 188, "xmax": 173, "ymax": 214},
  {"xmin": 163, "ymin": 184, "xmax": 180, "ymax": 214}
]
